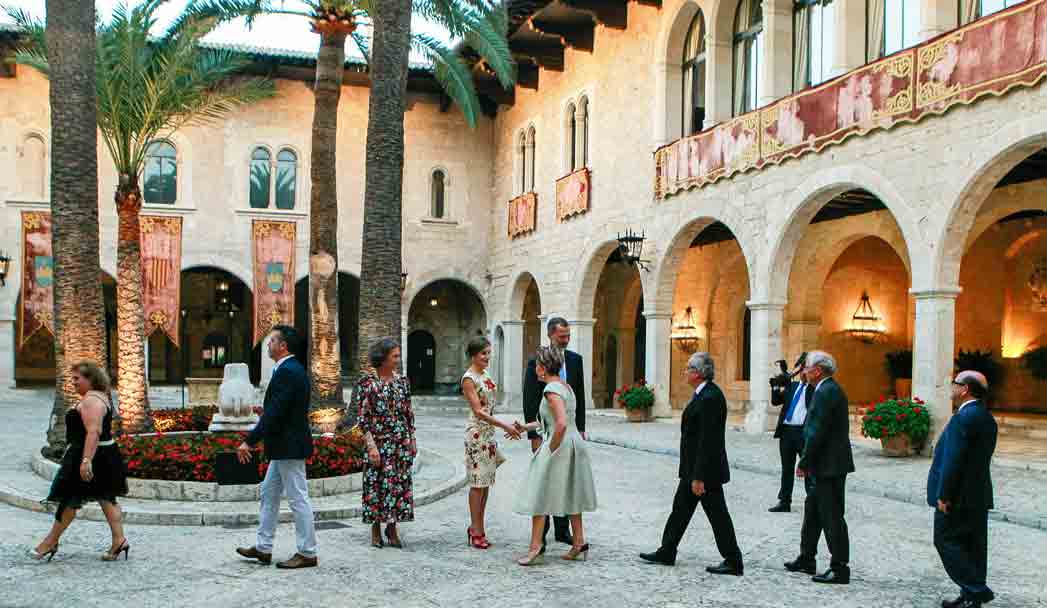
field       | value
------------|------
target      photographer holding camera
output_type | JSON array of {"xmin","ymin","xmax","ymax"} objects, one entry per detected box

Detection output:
[{"xmin": 768, "ymin": 352, "xmax": 810, "ymax": 513}]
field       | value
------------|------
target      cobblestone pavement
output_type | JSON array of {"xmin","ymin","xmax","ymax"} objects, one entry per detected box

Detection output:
[{"xmin": 0, "ymin": 390, "xmax": 1045, "ymax": 608}]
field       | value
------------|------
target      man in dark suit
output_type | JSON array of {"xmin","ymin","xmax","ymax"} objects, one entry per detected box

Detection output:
[
  {"xmin": 769, "ymin": 353, "xmax": 813, "ymax": 512},
  {"xmin": 236, "ymin": 325, "xmax": 317, "ymax": 569},
  {"xmin": 928, "ymin": 370, "xmax": 998, "ymax": 608},
  {"xmin": 639, "ymin": 353, "xmax": 744, "ymax": 576},
  {"xmin": 523, "ymin": 316, "xmax": 586, "ymax": 547},
  {"xmin": 786, "ymin": 350, "xmax": 855, "ymax": 584}
]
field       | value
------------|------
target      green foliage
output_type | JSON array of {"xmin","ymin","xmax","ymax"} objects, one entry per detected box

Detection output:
[
  {"xmin": 6, "ymin": 1, "xmax": 275, "ymax": 180},
  {"xmin": 860, "ymin": 396, "xmax": 931, "ymax": 443},
  {"xmin": 885, "ymin": 349, "xmax": 913, "ymax": 380},
  {"xmin": 615, "ymin": 381, "xmax": 654, "ymax": 411},
  {"xmin": 955, "ymin": 349, "xmax": 1002, "ymax": 389},
  {"xmin": 1022, "ymin": 346, "xmax": 1047, "ymax": 381}
]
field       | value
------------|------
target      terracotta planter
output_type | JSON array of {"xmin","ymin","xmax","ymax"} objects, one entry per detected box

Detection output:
[
  {"xmin": 880, "ymin": 433, "xmax": 914, "ymax": 457},
  {"xmin": 894, "ymin": 378, "xmax": 912, "ymax": 399},
  {"xmin": 626, "ymin": 408, "xmax": 652, "ymax": 422}
]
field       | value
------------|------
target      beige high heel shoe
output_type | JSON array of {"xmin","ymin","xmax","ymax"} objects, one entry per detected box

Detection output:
[
  {"xmin": 101, "ymin": 539, "xmax": 130, "ymax": 561},
  {"xmin": 517, "ymin": 545, "xmax": 545, "ymax": 566},
  {"xmin": 28, "ymin": 543, "xmax": 58, "ymax": 562},
  {"xmin": 562, "ymin": 543, "xmax": 590, "ymax": 561}
]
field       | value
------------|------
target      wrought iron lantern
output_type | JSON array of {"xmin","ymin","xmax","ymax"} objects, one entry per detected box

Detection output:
[
  {"xmin": 671, "ymin": 306, "xmax": 702, "ymax": 353},
  {"xmin": 0, "ymin": 250, "xmax": 10, "ymax": 286},
  {"xmin": 846, "ymin": 291, "xmax": 886, "ymax": 343},
  {"xmin": 616, "ymin": 229, "xmax": 649, "ymax": 271}
]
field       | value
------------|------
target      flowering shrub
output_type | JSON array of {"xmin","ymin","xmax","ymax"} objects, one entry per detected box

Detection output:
[
  {"xmin": 152, "ymin": 406, "xmax": 220, "ymax": 432},
  {"xmin": 860, "ymin": 396, "xmax": 931, "ymax": 443},
  {"xmin": 615, "ymin": 380, "xmax": 654, "ymax": 411},
  {"xmin": 117, "ymin": 430, "xmax": 365, "ymax": 482}
]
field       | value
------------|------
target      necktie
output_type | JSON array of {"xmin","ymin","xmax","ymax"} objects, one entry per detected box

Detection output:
[
  {"xmin": 784, "ymin": 385, "xmax": 804, "ymax": 424},
  {"xmin": 559, "ymin": 360, "xmax": 567, "ymax": 382}
]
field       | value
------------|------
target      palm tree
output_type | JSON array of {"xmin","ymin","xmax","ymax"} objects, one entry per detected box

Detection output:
[
  {"xmin": 10, "ymin": 1, "xmax": 275, "ymax": 433},
  {"xmin": 185, "ymin": 0, "xmax": 515, "ymax": 409},
  {"xmin": 25, "ymin": 0, "xmax": 109, "ymax": 458}
]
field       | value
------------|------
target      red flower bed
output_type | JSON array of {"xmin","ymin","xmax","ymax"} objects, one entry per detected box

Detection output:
[{"xmin": 116, "ymin": 431, "xmax": 365, "ymax": 482}]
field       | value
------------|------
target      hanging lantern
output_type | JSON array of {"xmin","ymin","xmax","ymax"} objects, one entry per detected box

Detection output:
[
  {"xmin": 846, "ymin": 291, "xmax": 886, "ymax": 343},
  {"xmin": 1029, "ymin": 258, "xmax": 1047, "ymax": 310},
  {"xmin": 615, "ymin": 229, "xmax": 649, "ymax": 271},
  {"xmin": 670, "ymin": 306, "xmax": 702, "ymax": 353}
]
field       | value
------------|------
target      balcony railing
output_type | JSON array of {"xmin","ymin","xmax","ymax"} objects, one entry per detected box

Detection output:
[{"xmin": 655, "ymin": 0, "xmax": 1047, "ymax": 200}]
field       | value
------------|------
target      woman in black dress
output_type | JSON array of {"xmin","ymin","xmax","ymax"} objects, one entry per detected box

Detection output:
[{"xmin": 31, "ymin": 361, "xmax": 129, "ymax": 562}]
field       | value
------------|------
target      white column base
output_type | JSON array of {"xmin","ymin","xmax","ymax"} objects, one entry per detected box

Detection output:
[
  {"xmin": 644, "ymin": 312, "xmax": 673, "ymax": 419},
  {"xmin": 746, "ymin": 301, "xmax": 786, "ymax": 434},
  {"xmin": 501, "ymin": 321, "xmax": 525, "ymax": 413},
  {"xmin": 568, "ymin": 319, "xmax": 596, "ymax": 414},
  {"xmin": 912, "ymin": 288, "xmax": 961, "ymax": 447}
]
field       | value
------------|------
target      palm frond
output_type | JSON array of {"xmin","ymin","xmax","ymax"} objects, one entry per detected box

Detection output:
[
  {"xmin": 350, "ymin": 30, "xmax": 372, "ymax": 66},
  {"xmin": 458, "ymin": 2, "xmax": 514, "ymax": 89},
  {"xmin": 412, "ymin": 33, "xmax": 482, "ymax": 128}
]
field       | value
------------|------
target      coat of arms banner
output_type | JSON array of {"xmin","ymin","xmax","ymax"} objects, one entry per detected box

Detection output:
[
  {"xmin": 252, "ymin": 220, "xmax": 296, "ymax": 345},
  {"xmin": 508, "ymin": 192, "xmax": 537, "ymax": 239},
  {"xmin": 556, "ymin": 168, "xmax": 590, "ymax": 222},
  {"xmin": 655, "ymin": 0, "xmax": 1047, "ymax": 199},
  {"xmin": 19, "ymin": 211, "xmax": 53, "ymax": 347},
  {"xmin": 141, "ymin": 216, "xmax": 183, "ymax": 346}
]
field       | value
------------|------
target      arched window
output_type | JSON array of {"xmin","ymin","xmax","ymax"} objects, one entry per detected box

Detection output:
[
  {"xmin": 142, "ymin": 141, "xmax": 177, "ymax": 205},
  {"xmin": 249, "ymin": 147, "xmax": 271, "ymax": 208},
  {"xmin": 431, "ymin": 169, "xmax": 446, "ymax": 218},
  {"xmin": 964, "ymin": 0, "xmax": 1019, "ymax": 22},
  {"xmin": 682, "ymin": 11, "xmax": 707, "ymax": 135},
  {"xmin": 17, "ymin": 134, "xmax": 46, "ymax": 200},
  {"xmin": 526, "ymin": 125, "xmax": 536, "ymax": 192},
  {"xmin": 578, "ymin": 96, "xmax": 589, "ymax": 167},
  {"xmin": 565, "ymin": 102, "xmax": 577, "ymax": 172},
  {"xmin": 868, "ymin": 0, "xmax": 920, "ymax": 60},
  {"xmin": 795, "ymin": 0, "xmax": 837, "ymax": 90},
  {"xmin": 275, "ymin": 149, "xmax": 297, "ymax": 210},
  {"xmin": 733, "ymin": 0, "xmax": 765, "ymax": 115},
  {"xmin": 518, "ymin": 131, "xmax": 527, "ymax": 195}
]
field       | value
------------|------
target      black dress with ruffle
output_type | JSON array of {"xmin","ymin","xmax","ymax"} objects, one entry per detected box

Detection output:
[{"xmin": 45, "ymin": 395, "xmax": 128, "ymax": 520}]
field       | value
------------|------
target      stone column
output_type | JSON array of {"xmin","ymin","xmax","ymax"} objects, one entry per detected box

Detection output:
[
  {"xmin": 616, "ymin": 327, "xmax": 636, "ymax": 392},
  {"xmin": 501, "ymin": 320, "xmax": 525, "ymax": 412},
  {"xmin": 260, "ymin": 334, "xmax": 275, "ymax": 388},
  {"xmin": 400, "ymin": 315, "xmax": 409, "ymax": 375},
  {"xmin": 911, "ymin": 288, "xmax": 961, "ymax": 445},
  {"xmin": 918, "ymin": 0, "xmax": 958, "ymax": 42},
  {"xmin": 746, "ymin": 301, "xmax": 785, "ymax": 434},
  {"xmin": 759, "ymin": 0, "xmax": 795, "ymax": 107},
  {"xmin": 0, "ymin": 319, "xmax": 14, "ymax": 387},
  {"xmin": 644, "ymin": 311, "xmax": 673, "ymax": 418},
  {"xmin": 655, "ymin": 56, "xmax": 684, "ymax": 145},
  {"xmin": 704, "ymin": 37, "xmax": 734, "ymax": 129},
  {"xmin": 830, "ymin": 0, "xmax": 869, "ymax": 77},
  {"xmin": 538, "ymin": 314, "xmax": 550, "ymax": 347},
  {"xmin": 568, "ymin": 319, "xmax": 596, "ymax": 414}
]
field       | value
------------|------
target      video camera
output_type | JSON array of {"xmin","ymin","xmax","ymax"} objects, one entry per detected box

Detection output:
[{"xmin": 769, "ymin": 352, "xmax": 807, "ymax": 390}]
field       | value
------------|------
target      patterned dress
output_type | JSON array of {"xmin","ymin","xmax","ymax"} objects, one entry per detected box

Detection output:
[
  {"xmin": 462, "ymin": 368, "xmax": 505, "ymax": 488},
  {"xmin": 353, "ymin": 373, "xmax": 415, "ymax": 524}
]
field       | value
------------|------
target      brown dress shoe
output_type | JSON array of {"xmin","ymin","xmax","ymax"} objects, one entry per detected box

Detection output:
[
  {"xmin": 235, "ymin": 546, "xmax": 272, "ymax": 565},
  {"xmin": 276, "ymin": 553, "xmax": 318, "ymax": 569}
]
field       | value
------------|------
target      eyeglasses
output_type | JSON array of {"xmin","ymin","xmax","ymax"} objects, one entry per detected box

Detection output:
[{"xmin": 951, "ymin": 380, "xmax": 964, "ymax": 386}]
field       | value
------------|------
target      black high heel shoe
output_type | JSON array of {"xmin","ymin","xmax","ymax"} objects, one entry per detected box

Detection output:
[
  {"xmin": 28, "ymin": 543, "xmax": 59, "ymax": 562},
  {"xmin": 101, "ymin": 539, "xmax": 129, "ymax": 562}
]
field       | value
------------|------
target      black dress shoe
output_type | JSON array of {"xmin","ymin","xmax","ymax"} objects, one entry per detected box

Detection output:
[
  {"xmin": 554, "ymin": 532, "xmax": 574, "ymax": 545},
  {"xmin": 812, "ymin": 568, "xmax": 850, "ymax": 584},
  {"xmin": 784, "ymin": 557, "xmax": 817, "ymax": 575},
  {"xmin": 706, "ymin": 560, "xmax": 743, "ymax": 576},
  {"xmin": 768, "ymin": 502, "xmax": 791, "ymax": 513},
  {"xmin": 639, "ymin": 551, "xmax": 675, "ymax": 566},
  {"xmin": 942, "ymin": 596, "xmax": 965, "ymax": 608}
]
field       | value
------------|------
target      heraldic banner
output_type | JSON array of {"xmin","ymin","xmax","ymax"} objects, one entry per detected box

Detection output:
[
  {"xmin": 20, "ymin": 211, "xmax": 53, "ymax": 348},
  {"xmin": 141, "ymin": 216, "xmax": 183, "ymax": 346},
  {"xmin": 252, "ymin": 220, "xmax": 296, "ymax": 345}
]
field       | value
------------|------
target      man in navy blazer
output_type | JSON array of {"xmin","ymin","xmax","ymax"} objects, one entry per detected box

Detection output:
[
  {"xmin": 236, "ymin": 325, "xmax": 317, "ymax": 569},
  {"xmin": 928, "ymin": 371, "xmax": 998, "ymax": 608}
]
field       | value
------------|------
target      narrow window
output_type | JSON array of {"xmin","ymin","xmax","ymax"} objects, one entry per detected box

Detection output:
[
  {"xmin": 249, "ymin": 147, "xmax": 271, "ymax": 209},
  {"xmin": 143, "ymin": 141, "xmax": 177, "ymax": 205},
  {"xmin": 733, "ymin": 0, "xmax": 765, "ymax": 115},
  {"xmin": 275, "ymin": 149, "xmax": 297, "ymax": 210},
  {"xmin": 682, "ymin": 11, "xmax": 707, "ymax": 135},
  {"xmin": 431, "ymin": 169, "xmax": 446, "ymax": 218}
]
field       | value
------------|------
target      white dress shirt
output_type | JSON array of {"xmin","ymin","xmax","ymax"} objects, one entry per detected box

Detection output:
[
  {"xmin": 273, "ymin": 354, "xmax": 294, "ymax": 372},
  {"xmin": 958, "ymin": 399, "xmax": 978, "ymax": 413},
  {"xmin": 784, "ymin": 383, "xmax": 809, "ymax": 426},
  {"xmin": 694, "ymin": 381, "xmax": 707, "ymax": 397}
]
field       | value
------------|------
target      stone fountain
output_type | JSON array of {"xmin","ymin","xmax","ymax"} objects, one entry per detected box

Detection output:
[{"xmin": 208, "ymin": 363, "xmax": 260, "ymax": 432}]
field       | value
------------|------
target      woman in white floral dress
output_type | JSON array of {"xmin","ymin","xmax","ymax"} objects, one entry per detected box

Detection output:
[{"xmin": 462, "ymin": 336, "xmax": 521, "ymax": 549}]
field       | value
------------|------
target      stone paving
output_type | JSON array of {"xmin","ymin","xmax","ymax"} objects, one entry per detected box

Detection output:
[{"xmin": 0, "ymin": 389, "xmax": 1045, "ymax": 607}]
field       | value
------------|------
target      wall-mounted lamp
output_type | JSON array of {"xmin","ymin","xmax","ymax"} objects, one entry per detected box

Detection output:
[
  {"xmin": 846, "ymin": 291, "xmax": 886, "ymax": 343},
  {"xmin": 670, "ymin": 306, "xmax": 702, "ymax": 353},
  {"xmin": 0, "ymin": 250, "xmax": 10, "ymax": 287},
  {"xmin": 429, "ymin": 297, "xmax": 439, "ymax": 308}
]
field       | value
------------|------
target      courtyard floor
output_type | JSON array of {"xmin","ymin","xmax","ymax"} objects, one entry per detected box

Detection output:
[{"xmin": 0, "ymin": 388, "xmax": 1045, "ymax": 608}]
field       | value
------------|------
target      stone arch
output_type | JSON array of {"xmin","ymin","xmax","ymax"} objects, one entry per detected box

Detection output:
[
  {"xmin": 573, "ymin": 237, "xmax": 648, "ymax": 320},
  {"xmin": 506, "ymin": 270, "xmax": 543, "ymax": 320},
  {"xmin": 935, "ymin": 114, "xmax": 1047, "ymax": 289},
  {"xmin": 654, "ymin": 0, "xmax": 704, "ymax": 143},
  {"xmin": 404, "ymin": 271, "xmax": 488, "ymax": 319},
  {"xmin": 181, "ymin": 254, "xmax": 253, "ymax": 290},
  {"xmin": 763, "ymin": 165, "xmax": 923, "ymax": 303}
]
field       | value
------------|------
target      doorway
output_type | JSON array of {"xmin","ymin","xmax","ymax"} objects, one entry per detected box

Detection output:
[{"xmin": 407, "ymin": 330, "xmax": 436, "ymax": 391}]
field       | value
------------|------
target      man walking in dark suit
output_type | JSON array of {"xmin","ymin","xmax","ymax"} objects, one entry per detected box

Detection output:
[
  {"xmin": 639, "ymin": 353, "xmax": 744, "ymax": 576},
  {"xmin": 236, "ymin": 325, "xmax": 318, "ymax": 569},
  {"xmin": 928, "ymin": 370, "xmax": 998, "ymax": 608},
  {"xmin": 523, "ymin": 317, "xmax": 586, "ymax": 547},
  {"xmin": 769, "ymin": 354, "xmax": 812, "ymax": 512},
  {"xmin": 786, "ymin": 350, "xmax": 855, "ymax": 584}
]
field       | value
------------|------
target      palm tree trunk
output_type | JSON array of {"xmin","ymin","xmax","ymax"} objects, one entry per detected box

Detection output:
[
  {"xmin": 356, "ymin": 0, "xmax": 413, "ymax": 379},
  {"xmin": 115, "ymin": 178, "xmax": 152, "ymax": 432},
  {"xmin": 43, "ymin": 0, "xmax": 108, "ymax": 458},
  {"xmin": 308, "ymin": 27, "xmax": 350, "ymax": 410}
]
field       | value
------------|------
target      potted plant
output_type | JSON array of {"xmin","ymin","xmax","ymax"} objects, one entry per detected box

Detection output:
[
  {"xmin": 885, "ymin": 349, "xmax": 913, "ymax": 398},
  {"xmin": 1021, "ymin": 346, "xmax": 1047, "ymax": 381},
  {"xmin": 615, "ymin": 380, "xmax": 654, "ymax": 422},
  {"xmin": 860, "ymin": 396, "xmax": 931, "ymax": 457}
]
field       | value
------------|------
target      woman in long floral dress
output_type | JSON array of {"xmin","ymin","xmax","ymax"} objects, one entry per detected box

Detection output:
[
  {"xmin": 461, "ymin": 336, "xmax": 521, "ymax": 549},
  {"xmin": 354, "ymin": 338, "xmax": 416, "ymax": 549}
]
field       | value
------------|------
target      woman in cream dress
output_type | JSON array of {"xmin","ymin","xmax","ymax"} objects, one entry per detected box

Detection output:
[{"xmin": 514, "ymin": 346, "xmax": 597, "ymax": 565}]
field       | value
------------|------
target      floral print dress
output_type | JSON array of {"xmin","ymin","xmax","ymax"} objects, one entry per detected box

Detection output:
[
  {"xmin": 354, "ymin": 372, "xmax": 415, "ymax": 524},
  {"xmin": 462, "ymin": 368, "xmax": 506, "ymax": 488}
]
